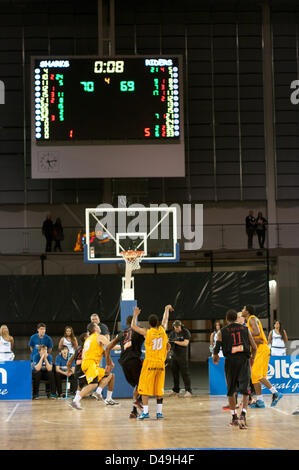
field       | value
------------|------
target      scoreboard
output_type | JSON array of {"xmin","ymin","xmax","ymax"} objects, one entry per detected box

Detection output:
[{"xmin": 31, "ymin": 56, "xmax": 185, "ymax": 179}]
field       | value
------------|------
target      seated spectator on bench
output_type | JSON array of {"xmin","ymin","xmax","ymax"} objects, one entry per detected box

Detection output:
[
  {"xmin": 55, "ymin": 345, "xmax": 76, "ymax": 397},
  {"xmin": 32, "ymin": 345, "xmax": 56, "ymax": 399},
  {"xmin": 0, "ymin": 325, "xmax": 15, "ymax": 361}
]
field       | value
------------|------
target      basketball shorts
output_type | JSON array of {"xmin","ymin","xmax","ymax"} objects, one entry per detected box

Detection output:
[
  {"xmin": 121, "ymin": 357, "xmax": 143, "ymax": 388},
  {"xmin": 251, "ymin": 343, "xmax": 270, "ymax": 384},
  {"xmin": 224, "ymin": 354, "xmax": 251, "ymax": 397},
  {"xmin": 81, "ymin": 359, "xmax": 106, "ymax": 385},
  {"xmin": 137, "ymin": 358, "xmax": 165, "ymax": 397}
]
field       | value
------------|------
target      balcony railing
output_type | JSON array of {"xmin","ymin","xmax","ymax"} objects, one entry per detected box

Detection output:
[{"xmin": 0, "ymin": 223, "xmax": 298, "ymax": 254}]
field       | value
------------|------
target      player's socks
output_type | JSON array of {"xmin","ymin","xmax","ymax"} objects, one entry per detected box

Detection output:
[
  {"xmin": 157, "ymin": 404, "xmax": 163, "ymax": 415},
  {"xmin": 106, "ymin": 390, "xmax": 113, "ymax": 401},
  {"xmin": 96, "ymin": 386, "xmax": 103, "ymax": 395},
  {"xmin": 143, "ymin": 405, "xmax": 149, "ymax": 414},
  {"xmin": 270, "ymin": 386, "xmax": 278, "ymax": 394}
]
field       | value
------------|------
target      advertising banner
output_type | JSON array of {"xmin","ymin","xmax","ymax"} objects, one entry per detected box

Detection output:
[
  {"xmin": 0, "ymin": 361, "xmax": 32, "ymax": 400},
  {"xmin": 209, "ymin": 355, "xmax": 299, "ymax": 395}
]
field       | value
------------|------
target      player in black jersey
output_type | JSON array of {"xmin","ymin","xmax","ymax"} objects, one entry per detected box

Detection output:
[
  {"xmin": 67, "ymin": 332, "xmax": 88, "ymax": 401},
  {"xmin": 213, "ymin": 309, "xmax": 257, "ymax": 429},
  {"xmin": 106, "ymin": 315, "xmax": 145, "ymax": 418}
]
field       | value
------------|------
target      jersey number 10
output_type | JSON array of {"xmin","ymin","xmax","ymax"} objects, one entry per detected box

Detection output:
[{"xmin": 152, "ymin": 337, "xmax": 163, "ymax": 351}]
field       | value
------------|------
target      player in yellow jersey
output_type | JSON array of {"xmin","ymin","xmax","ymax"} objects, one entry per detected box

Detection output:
[
  {"xmin": 70, "ymin": 322, "xmax": 117, "ymax": 409},
  {"xmin": 242, "ymin": 305, "xmax": 283, "ymax": 408},
  {"xmin": 131, "ymin": 304, "xmax": 173, "ymax": 420}
]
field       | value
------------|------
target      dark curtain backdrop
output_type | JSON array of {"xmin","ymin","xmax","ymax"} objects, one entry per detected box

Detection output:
[{"xmin": 0, "ymin": 271, "xmax": 267, "ymax": 324}]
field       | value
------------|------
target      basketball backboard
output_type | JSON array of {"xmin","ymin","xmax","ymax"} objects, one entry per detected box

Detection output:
[{"xmin": 84, "ymin": 206, "xmax": 179, "ymax": 264}]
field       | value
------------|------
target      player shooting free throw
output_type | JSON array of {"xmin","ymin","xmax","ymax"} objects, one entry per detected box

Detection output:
[{"xmin": 131, "ymin": 304, "xmax": 173, "ymax": 420}]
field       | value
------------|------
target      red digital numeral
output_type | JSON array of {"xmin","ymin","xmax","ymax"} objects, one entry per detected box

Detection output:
[{"xmin": 144, "ymin": 128, "xmax": 151, "ymax": 137}]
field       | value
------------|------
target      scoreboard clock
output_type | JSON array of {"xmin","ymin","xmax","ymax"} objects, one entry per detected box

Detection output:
[{"xmin": 31, "ymin": 56, "xmax": 185, "ymax": 179}]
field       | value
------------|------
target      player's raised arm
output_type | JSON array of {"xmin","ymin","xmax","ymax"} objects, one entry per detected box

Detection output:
[
  {"xmin": 131, "ymin": 307, "xmax": 147, "ymax": 337},
  {"xmin": 106, "ymin": 335, "xmax": 119, "ymax": 353},
  {"xmin": 161, "ymin": 304, "xmax": 173, "ymax": 330}
]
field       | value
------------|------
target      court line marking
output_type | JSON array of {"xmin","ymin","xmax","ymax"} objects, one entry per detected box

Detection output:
[
  {"xmin": 270, "ymin": 407, "xmax": 290, "ymax": 416},
  {"xmin": 6, "ymin": 403, "xmax": 20, "ymax": 422}
]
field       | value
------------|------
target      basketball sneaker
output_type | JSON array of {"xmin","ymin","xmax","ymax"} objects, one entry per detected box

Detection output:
[
  {"xmin": 70, "ymin": 400, "xmax": 83, "ymax": 410},
  {"xmin": 238, "ymin": 413, "xmax": 248, "ymax": 429},
  {"xmin": 249, "ymin": 399, "xmax": 265, "ymax": 408},
  {"xmin": 292, "ymin": 408, "xmax": 299, "ymax": 415},
  {"xmin": 92, "ymin": 391, "xmax": 104, "ymax": 402},
  {"xmin": 271, "ymin": 392, "xmax": 283, "ymax": 407},
  {"xmin": 129, "ymin": 411, "xmax": 138, "ymax": 419},
  {"xmin": 104, "ymin": 398, "xmax": 120, "ymax": 406},
  {"xmin": 248, "ymin": 396, "xmax": 255, "ymax": 406},
  {"xmin": 230, "ymin": 414, "xmax": 239, "ymax": 427},
  {"xmin": 137, "ymin": 412, "xmax": 150, "ymax": 420},
  {"xmin": 156, "ymin": 413, "xmax": 164, "ymax": 419}
]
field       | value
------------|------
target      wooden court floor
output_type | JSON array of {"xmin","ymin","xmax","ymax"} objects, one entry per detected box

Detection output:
[{"xmin": 0, "ymin": 394, "xmax": 299, "ymax": 451}]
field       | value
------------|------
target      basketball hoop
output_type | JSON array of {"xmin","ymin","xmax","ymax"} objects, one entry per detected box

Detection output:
[
  {"xmin": 120, "ymin": 250, "xmax": 145, "ymax": 291},
  {"xmin": 120, "ymin": 250, "xmax": 145, "ymax": 271}
]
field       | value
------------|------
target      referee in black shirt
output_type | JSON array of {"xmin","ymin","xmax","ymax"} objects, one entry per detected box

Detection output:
[{"xmin": 168, "ymin": 320, "xmax": 192, "ymax": 397}]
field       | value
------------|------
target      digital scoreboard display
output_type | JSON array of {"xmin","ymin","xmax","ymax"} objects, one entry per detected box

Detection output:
[
  {"xmin": 31, "ymin": 56, "xmax": 185, "ymax": 179},
  {"xmin": 33, "ymin": 56, "xmax": 181, "ymax": 143}
]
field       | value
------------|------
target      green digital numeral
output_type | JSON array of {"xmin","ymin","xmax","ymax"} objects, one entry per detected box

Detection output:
[
  {"xmin": 120, "ymin": 81, "xmax": 135, "ymax": 92},
  {"xmin": 80, "ymin": 81, "xmax": 94, "ymax": 92}
]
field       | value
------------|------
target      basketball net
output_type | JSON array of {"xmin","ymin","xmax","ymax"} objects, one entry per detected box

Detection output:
[{"xmin": 120, "ymin": 250, "xmax": 144, "ymax": 290}]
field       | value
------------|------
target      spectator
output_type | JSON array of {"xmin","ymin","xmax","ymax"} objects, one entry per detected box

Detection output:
[
  {"xmin": 42, "ymin": 214, "xmax": 54, "ymax": 252},
  {"xmin": 245, "ymin": 210, "xmax": 256, "ymax": 249},
  {"xmin": 58, "ymin": 326, "xmax": 78, "ymax": 355},
  {"xmin": 210, "ymin": 320, "xmax": 224, "ymax": 357},
  {"xmin": 53, "ymin": 217, "xmax": 64, "ymax": 252},
  {"xmin": 29, "ymin": 323, "xmax": 53, "ymax": 361},
  {"xmin": 255, "ymin": 212, "xmax": 267, "ymax": 249},
  {"xmin": 168, "ymin": 320, "xmax": 192, "ymax": 397},
  {"xmin": 0, "ymin": 325, "xmax": 15, "ymax": 361},
  {"xmin": 32, "ymin": 345, "xmax": 56, "ymax": 399},
  {"xmin": 268, "ymin": 321, "xmax": 288, "ymax": 356},
  {"xmin": 90, "ymin": 313, "xmax": 110, "ymax": 340},
  {"xmin": 55, "ymin": 345, "xmax": 76, "ymax": 397}
]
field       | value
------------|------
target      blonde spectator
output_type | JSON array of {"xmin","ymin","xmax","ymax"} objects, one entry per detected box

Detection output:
[{"xmin": 0, "ymin": 325, "xmax": 15, "ymax": 361}]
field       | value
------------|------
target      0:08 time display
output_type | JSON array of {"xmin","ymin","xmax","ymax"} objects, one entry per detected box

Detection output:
[{"xmin": 94, "ymin": 60, "xmax": 124, "ymax": 73}]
